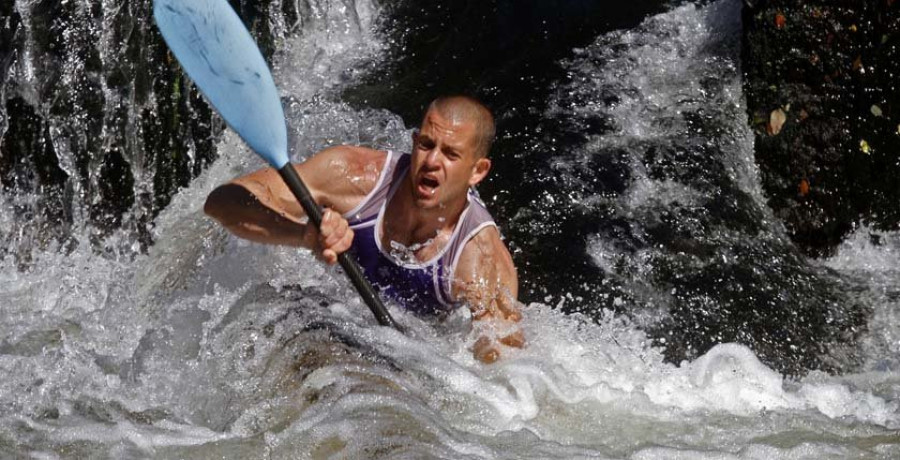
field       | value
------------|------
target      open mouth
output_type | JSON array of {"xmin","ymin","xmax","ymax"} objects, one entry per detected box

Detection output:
[{"xmin": 417, "ymin": 176, "xmax": 440, "ymax": 196}]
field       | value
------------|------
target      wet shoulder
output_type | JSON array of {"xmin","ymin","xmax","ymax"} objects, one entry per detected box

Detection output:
[
  {"xmin": 303, "ymin": 146, "xmax": 389, "ymax": 213},
  {"xmin": 453, "ymin": 225, "xmax": 517, "ymax": 292},
  {"xmin": 315, "ymin": 145, "xmax": 387, "ymax": 177}
]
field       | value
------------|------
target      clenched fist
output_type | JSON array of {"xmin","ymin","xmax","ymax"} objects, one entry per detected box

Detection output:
[{"xmin": 308, "ymin": 208, "xmax": 354, "ymax": 265}]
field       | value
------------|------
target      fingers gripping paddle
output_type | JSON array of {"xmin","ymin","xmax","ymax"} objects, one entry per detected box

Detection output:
[{"xmin": 153, "ymin": 0, "xmax": 400, "ymax": 330}]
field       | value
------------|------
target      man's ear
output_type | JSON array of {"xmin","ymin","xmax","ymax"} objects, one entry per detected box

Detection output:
[{"xmin": 469, "ymin": 158, "xmax": 491, "ymax": 187}]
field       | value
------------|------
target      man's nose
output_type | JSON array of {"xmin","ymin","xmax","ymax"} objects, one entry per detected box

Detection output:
[{"xmin": 423, "ymin": 147, "xmax": 440, "ymax": 166}]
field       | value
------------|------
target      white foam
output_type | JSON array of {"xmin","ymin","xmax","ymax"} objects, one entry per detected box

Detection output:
[
  {"xmin": 824, "ymin": 226, "xmax": 900, "ymax": 372},
  {"xmin": 275, "ymin": 0, "xmax": 385, "ymax": 100},
  {"xmin": 825, "ymin": 226, "xmax": 900, "ymax": 276}
]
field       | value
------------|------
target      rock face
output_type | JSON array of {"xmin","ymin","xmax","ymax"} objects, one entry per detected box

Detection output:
[
  {"xmin": 743, "ymin": 0, "xmax": 900, "ymax": 257},
  {"xmin": 0, "ymin": 0, "xmax": 287, "ymax": 258}
]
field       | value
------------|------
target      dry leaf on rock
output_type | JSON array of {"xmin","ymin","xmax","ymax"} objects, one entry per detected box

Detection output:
[
  {"xmin": 767, "ymin": 108, "xmax": 787, "ymax": 135},
  {"xmin": 775, "ymin": 13, "xmax": 786, "ymax": 29},
  {"xmin": 860, "ymin": 140, "xmax": 871, "ymax": 154}
]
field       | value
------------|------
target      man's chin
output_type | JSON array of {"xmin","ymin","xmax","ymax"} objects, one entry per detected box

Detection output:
[
  {"xmin": 411, "ymin": 189, "xmax": 443, "ymax": 208},
  {"xmin": 413, "ymin": 197, "xmax": 441, "ymax": 209}
]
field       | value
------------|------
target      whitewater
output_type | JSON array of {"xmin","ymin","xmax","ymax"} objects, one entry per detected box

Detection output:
[{"xmin": 1, "ymin": 0, "xmax": 898, "ymax": 458}]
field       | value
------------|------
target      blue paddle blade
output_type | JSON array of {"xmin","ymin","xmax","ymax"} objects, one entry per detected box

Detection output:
[{"xmin": 153, "ymin": 0, "xmax": 289, "ymax": 169}]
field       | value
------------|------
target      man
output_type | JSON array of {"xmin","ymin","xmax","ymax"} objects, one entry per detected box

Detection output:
[{"xmin": 204, "ymin": 96, "xmax": 523, "ymax": 363}]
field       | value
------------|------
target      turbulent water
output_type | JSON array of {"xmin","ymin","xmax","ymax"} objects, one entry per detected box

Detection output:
[{"xmin": 1, "ymin": 0, "xmax": 899, "ymax": 458}]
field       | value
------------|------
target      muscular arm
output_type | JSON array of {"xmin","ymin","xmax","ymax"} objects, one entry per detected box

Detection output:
[
  {"xmin": 204, "ymin": 180, "xmax": 312, "ymax": 247},
  {"xmin": 452, "ymin": 227, "xmax": 525, "ymax": 363},
  {"xmin": 204, "ymin": 146, "xmax": 386, "ymax": 258}
]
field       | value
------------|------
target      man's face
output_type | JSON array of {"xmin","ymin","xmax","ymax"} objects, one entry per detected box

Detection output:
[{"xmin": 409, "ymin": 108, "xmax": 490, "ymax": 210}]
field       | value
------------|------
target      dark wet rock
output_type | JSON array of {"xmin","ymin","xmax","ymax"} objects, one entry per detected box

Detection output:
[
  {"xmin": 0, "ymin": 0, "xmax": 281, "ymax": 259},
  {"xmin": 743, "ymin": 0, "xmax": 900, "ymax": 257}
]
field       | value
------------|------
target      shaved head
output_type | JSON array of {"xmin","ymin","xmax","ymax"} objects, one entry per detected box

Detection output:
[{"xmin": 426, "ymin": 96, "xmax": 495, "ymax": 158}]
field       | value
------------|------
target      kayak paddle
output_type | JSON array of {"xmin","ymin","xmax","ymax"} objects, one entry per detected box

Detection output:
[{"xmin": 153, "ymin": 0, "xmax": 401, "ymax": 330}]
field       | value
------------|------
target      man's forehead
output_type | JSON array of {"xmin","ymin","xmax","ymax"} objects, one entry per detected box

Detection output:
[{"xmin": 420, "ymin": 109, "xmax": 476, "ymax": 135}]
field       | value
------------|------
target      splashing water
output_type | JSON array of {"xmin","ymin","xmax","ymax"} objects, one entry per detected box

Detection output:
[
  {"xmin": 1, "ymin": 0, "xmax": 899, "ymax": 458},
  {"xmin": 389, "ymin": 238, "xmax": 437, "ymax": 266}
]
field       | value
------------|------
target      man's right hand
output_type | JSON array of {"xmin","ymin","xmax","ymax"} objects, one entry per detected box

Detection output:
[{"xmin": 311, "ymin": 208, "xmax": 354, "ymax": 265}]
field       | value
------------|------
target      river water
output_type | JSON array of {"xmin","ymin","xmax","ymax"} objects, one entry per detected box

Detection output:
[{"xmin": 1, "ymin": 0, "xmax": 899, "ymax": 458}]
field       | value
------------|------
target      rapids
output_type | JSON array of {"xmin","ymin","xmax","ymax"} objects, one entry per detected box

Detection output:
[{"xmin": 1, "ymin": 0, "xmax": 898, "ymax": 458}]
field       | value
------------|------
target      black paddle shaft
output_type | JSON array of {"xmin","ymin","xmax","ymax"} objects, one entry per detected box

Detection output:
[{"xmin": 277, "ymin": 165, "xmax": 401, "ymax": 330}]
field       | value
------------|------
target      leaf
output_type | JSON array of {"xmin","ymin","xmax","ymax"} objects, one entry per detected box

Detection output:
[
  {"xmin": 775, "ymin": 13, "xmax": 787, "ymax": 29},
  {"xmin": 871, "ymin": 105, "xmax": 883, "ymax": 117},
  {"xmin": 767, "ymin": 108, "xmax": 787, "ymax": 135},
  {"xmin": 799, "ymin": 179, "xmax": 810, "ymax": 197},
  {"xmin": 860, "ymin": 140, "xmax": 871, "ymax": 154},
  {"xmin": 853, "ymin": 55, "xmax": 864, "ymax": 72}
]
